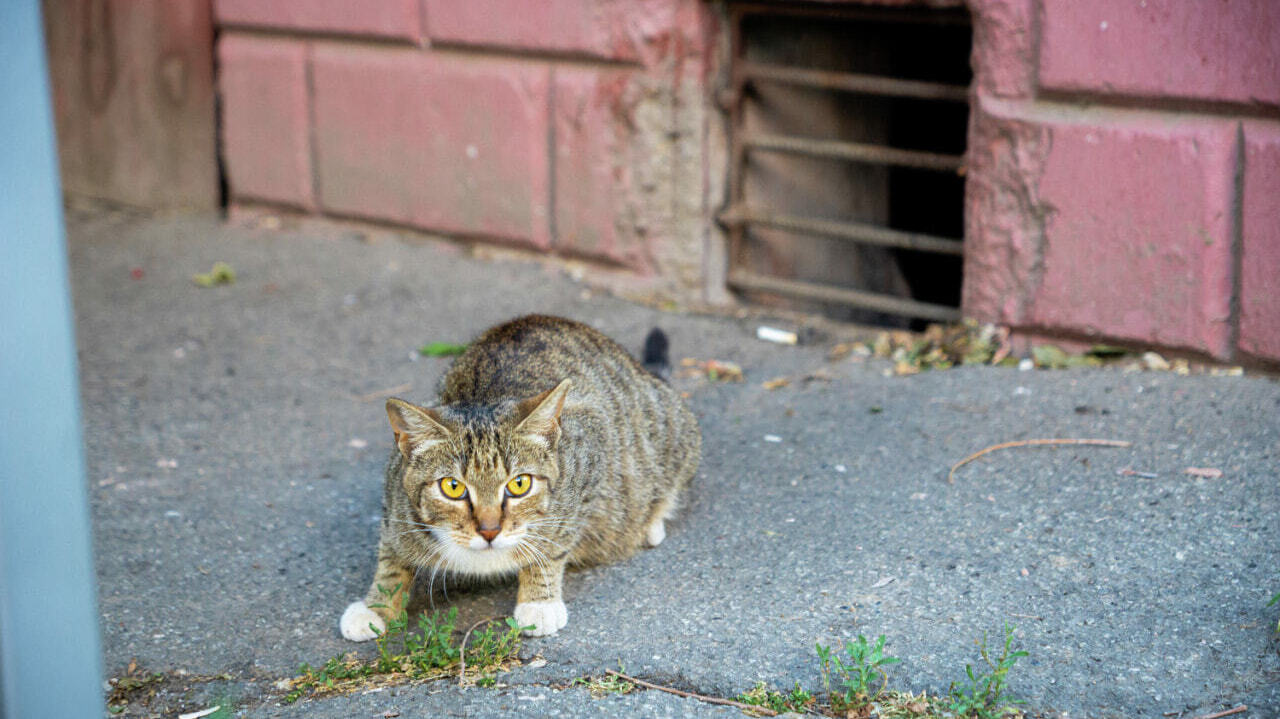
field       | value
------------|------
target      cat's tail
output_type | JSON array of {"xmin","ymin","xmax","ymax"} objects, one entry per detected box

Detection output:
[{"xmin": 642, "ymin": 328, "xmax": 671, "ymax": 380}]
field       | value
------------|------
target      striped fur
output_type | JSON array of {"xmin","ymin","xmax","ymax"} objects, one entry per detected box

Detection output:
[{"xmin": 342, "ymin": 315, "xmax": 700, "ymax": 639}]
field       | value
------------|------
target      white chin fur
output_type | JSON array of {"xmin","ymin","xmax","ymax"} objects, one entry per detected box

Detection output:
[
  {"xmin": 340, "ymin": 600, "xmax": 385, "ymax": 642},
  {"xmin": 443, "ymin": 536, "xmax": 524, "ymax": 576},
  {"xmin": 514, "ymin": 600, "xmax": 568, "ymax": 637}
]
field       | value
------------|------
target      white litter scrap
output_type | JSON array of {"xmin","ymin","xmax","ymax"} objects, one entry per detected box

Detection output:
[
  {"xmin": 756, "ymin": 326, "xmax": 798, "ymax": 345},
  {"xmin": 179, "ymin": 707, "xmax": 221, "ymax": 719}
]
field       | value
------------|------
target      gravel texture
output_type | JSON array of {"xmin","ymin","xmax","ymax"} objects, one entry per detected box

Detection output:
[{"xmin": 71, "ymin": 208, "xmax": 1280, "ymax": 718}]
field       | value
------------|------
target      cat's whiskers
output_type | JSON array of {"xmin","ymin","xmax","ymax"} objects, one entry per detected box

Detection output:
[
  {"xmin": 519, "ymin": 532, "xmax": 568, "ymax": 576},
  {"xmin": 384, "ymin": 517, "xmax": 435, "ymax": 528},
  {"xmin": 513, "ymin": 539, "xmax": 551, "ymax": 579}
]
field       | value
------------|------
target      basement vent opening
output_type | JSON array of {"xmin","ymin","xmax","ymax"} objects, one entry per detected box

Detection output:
[{"xmin": 720, "ymin": 3, "xmax": 973, "ymax": 328}]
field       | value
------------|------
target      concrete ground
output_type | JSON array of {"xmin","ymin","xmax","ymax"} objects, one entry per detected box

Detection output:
[{"xmin": 70, "ymin": 206, "xmax": 1280, "ymax": 718}]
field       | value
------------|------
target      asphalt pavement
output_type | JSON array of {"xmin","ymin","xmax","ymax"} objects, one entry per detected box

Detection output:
[{"xmin": 69, "ymin": 206, "xmax": 1280, "ymax": 718}]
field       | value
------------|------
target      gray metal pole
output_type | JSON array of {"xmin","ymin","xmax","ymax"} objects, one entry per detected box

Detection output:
[{"xmin": 0, "ymin": 1, "xmax": 105, "ymax": 717}]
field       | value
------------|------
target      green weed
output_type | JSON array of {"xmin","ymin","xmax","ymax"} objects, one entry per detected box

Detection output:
[
  {"xmin": 283, "ymin": 584, "xmax": 527, "ymax": 703},
  {"xmin": 572, "ymin": 673, "xmax": 635, "ymax": 698},
  {"xmin": 946, "ymin": 624, "xmax": 1027, "ymax": 718},
  {"xmin": 1269, "ymin": 592, "xmax": 1280, "ymax": 632},
  {"xmin": 815, "ymin": 634, "xmax": 900, "ymax": 711},
  {"xmin": 736, "ymin": 680, "xmax": 815, "ymax": 714},
  {"xmin": 419, "ymin": 342, "xmax": 468, "ymax": 357},
  {"xmin": 192, "ymin": 261, "xmax": 235, "ymax": 287}
]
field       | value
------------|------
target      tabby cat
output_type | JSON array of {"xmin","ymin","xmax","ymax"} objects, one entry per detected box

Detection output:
[{"xmin": 340, "ymin": 315, "xmax": 701, "ymax": 639}]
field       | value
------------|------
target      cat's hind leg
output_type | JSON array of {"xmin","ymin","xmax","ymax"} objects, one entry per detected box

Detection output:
[
  {"xmin": 644, "ymin": 496, "xmax": 677, "ymax": 547},
  {"xmin": 341, "ymin": 542, "xmax": 413, "ymax": 641}
]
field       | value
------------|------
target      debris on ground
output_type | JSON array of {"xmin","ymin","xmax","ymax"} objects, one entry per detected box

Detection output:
[
  {"xmin": 418, "ymin": 342, "xmax": 468, "ymax": 357},
  {"xmin": 1184, "ymin": 467, "xmax": 1224, "ymax": 479},
  {"xmin": 1117, "ymin": 468, "xmax": 1159, "ymax": 479},
  {"xmin": 827, "ymin": 321, "xmax": 1246, "ymax": 377},
  {"xmin": 761, "ymin": 369, "xmax": 832, "ymax": 390},
  {"xmin": 948, "ymin": 438, "xmax": 1133, "ymax": 483},
  {"xmin": 829, "ymin": 321, "xmax": 1011, "ymax": 375},
  {"xmin": 756, "ymin": 326, "xmax": 799, "ymax": 345},
  {"xmin": 192, "ymin": 262, "xmax": 236, "ymax": 287},
  {"xmin": 678, "ymin": 358, "xmax": 743, "ymax": 382},
  {"xmin": 1142, "ymin": 351, "xmax": 1171, "ymax": 371}
]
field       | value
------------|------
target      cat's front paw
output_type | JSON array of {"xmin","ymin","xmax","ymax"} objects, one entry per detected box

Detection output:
[
  {"xmin": 340, "ymin": 600, "xmax": 386, "ymax": 642},
  {"xmin": 513, "ymin": 600, "xmax": 567, "ymax": 637}
]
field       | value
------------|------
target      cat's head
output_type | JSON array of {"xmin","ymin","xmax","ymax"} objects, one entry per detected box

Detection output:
[{"xmin": 384, "ymin": 379, "xmax": 571, "ymax": 575}]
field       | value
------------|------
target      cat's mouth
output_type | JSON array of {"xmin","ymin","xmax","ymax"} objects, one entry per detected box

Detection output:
[{"xmin": 464, "ymin": 533, "xmax": 522, "ymax": 552}]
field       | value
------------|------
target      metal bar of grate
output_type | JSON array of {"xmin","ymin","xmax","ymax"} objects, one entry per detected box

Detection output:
[
  {"xmin": 746, "ymin": 133, "xmax": 964, "ymax": 172},
  {"xmin": 732, "ymin": 2, "xmax": 972, "ymax": 27},
  {"xmin": 729, "ymin": 270, "xmax": 963, "ymax": 323},
  {"xmin": 720, "ymin": 205, "xmax": 964, "ymax": 256},
  {"xmin": 741, "ymin": 61, "xmax": 969, "ymax": 102}
]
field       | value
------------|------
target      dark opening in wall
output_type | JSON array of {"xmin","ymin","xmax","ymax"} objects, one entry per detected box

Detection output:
[{"xmin": 720, "ymin": 4, "xmax": 972, "ymax": 328}]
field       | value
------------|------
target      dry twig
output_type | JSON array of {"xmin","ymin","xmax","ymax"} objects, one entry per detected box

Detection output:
[
  {"xmin": 604, "ymin": 669, "xmax": 778, "ymax": 716},
  {"xmin": 948, "ymin": 439, "xmax": 1132, "ymax": 483},
  {"xmin": 353, "ymin": 383, "xmax": 413, "ymax": 403},
  {"xmin": 1188, "ymin": 706, "xmax": 1247, "ymax": 719},
  {"xmin": 457, "ymin": 616, "xmax": 506, "ymax": 687}
]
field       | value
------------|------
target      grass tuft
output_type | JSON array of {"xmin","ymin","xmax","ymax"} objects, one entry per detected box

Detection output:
[
  {"xmin": 816, "ymin": 634, "xmax": 900, "ymax": 712},
  {"xmin": 735, "ymin": 680, "xmax": 815, "ymax": 714},
  {"xmin": 282, "ymin": 586, "xmax": 528, "ymax": 703},
  {"xmin": 946, "ymin": 624, "xmax": 1028, "ymax": 718}
]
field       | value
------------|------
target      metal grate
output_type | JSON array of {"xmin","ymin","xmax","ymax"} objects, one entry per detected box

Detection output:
[{"xmin": 720, "ymin": 3, "xmax": 972, "ymax": 325}]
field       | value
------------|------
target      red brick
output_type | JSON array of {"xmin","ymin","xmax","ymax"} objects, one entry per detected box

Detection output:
[
  {"xmin": 968, "ymin": 0, "xmax": 1037, "ymax": 99},
  {"xmin": 424, "ymin": 0, "xmax": 684, "ymax": 64},
  {"xmin": 554, "ymin": 68, "xmax": 651, "ymax": 271},
  {"xmin": 1238, "ymin": 123, "xmax": 1280, "ymax": 362},
  {"xmin": 1039, "ymin": 0, "xmax": 1280, "ymax": 107},
  {"xmin": 1028, "ymin": 116, "xmax": 1237, "ymax": 358},
  {"xmin": 215, "ymin": 0, "xmax": 421, "ymax": 43},
  {"xmin": 961, "ymin": 97, "xmax": 1052, "ymax": 325},
  {"xmin": 217, "ymin": 35, "xmax": 313, "ymax": 209},
  {"xmin": 311, "ymin": 45, "xmax": 551, "ymax": 247}
]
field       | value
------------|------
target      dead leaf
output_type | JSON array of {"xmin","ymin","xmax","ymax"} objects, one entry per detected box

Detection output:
[
  {"xmin": 762, "ymin": 377, "xmax": 790, "ymax": 390},
  {"xmin": 893, "ymin": 360, "xmax": 920, "ymax": 376},
  {"xmin": 803, "ymin": 368, "xmax": 833, "ymax": 383},
  {"xmin": 677, "ymin": 358, "xmax": 743, "ymax": 382},
  {"xmin": 1184, "ymin": 467, "xmax": 1223, "ymax": 478}
]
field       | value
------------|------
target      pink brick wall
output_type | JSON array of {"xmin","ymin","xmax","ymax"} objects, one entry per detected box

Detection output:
[
  {"xmin": 217, "ymin": 35, "xmax": 313, "ymax": 210},
  {"xmin": 1238, "ymin": 123, "xmax": 1280, "ymax": 362},
  {"xmin": 311, "ymin": 46, "xmax": 551, "ymax": 247},
  {"xmin": 214, "ymin": 0, "xmax": 1279, "ymax": 364},
  {"xmin": 965, "ymin": 0, "xmax": 1280, "ymax": 364},
  {"xmin": 216, "ymin": 0, "xmax": 712, "ymax": 282}
]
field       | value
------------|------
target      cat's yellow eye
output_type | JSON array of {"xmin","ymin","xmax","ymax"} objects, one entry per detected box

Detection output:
[
  {"xmin": 439, "ymin": 476, "xmax": 467, "ymax": 500},
  {"xmin": 506, "ymin": 474, "xmax": 534, "ymax": 498}
]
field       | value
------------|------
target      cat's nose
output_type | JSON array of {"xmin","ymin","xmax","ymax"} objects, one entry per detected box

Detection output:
[{"xmin": 477, "ymin": 526, "xmax": 501, "ymax": 543}]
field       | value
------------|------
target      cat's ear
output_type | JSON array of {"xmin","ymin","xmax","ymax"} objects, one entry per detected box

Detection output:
[
  {"xmin": 385, "ymin": 398, "xmax": 451, "ymax": 457},
  {"xmin": 514, "ymin": 379, "xmax": 571, "ymax": 447}
]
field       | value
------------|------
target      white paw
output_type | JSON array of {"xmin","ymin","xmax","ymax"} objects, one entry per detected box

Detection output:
[
  {"xmin": 645, "ymin": 518, "xmax": 666, "ymax": 547},
  {"xmin": 340, "ymin": 601, "xmax": 386, "ymax": 642},
  {"xmin": 513, "ymin": 600, "xmax": 567, "ymax": 637}
]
